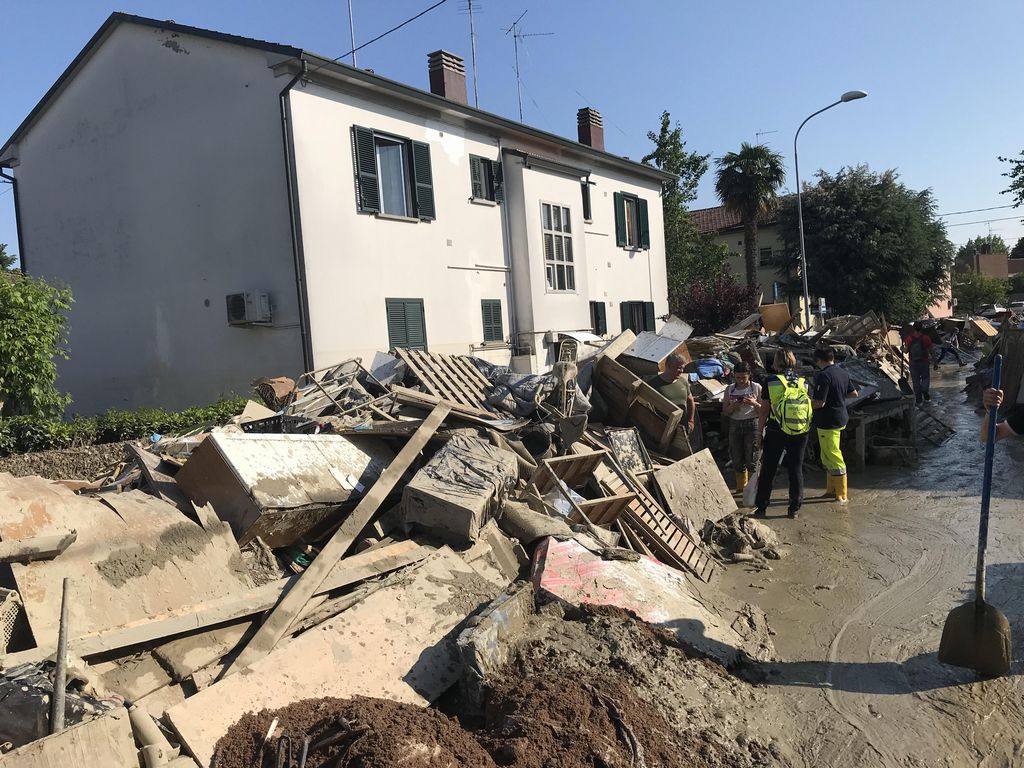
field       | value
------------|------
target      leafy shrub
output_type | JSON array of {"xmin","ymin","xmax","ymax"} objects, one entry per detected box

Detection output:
[{"xmin": 0, "ymin": 397, "xmax": 247, "ymax": 457}]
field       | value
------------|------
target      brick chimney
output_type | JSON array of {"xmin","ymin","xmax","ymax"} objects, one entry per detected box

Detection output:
[
  {"xmin": 577, "ymin": 107, "xmax": 604, "ymax": 151},
  {"xmin": 427, "ymin": 50, "xmax": 467, "ymax": 105}
]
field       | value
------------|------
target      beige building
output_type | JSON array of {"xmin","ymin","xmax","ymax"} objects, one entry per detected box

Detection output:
[
  {"xmin": 1, "ymin": 13, "xmax": 672, "ymax": 414},
  {"xmin": 690, "ymin": 205, "xmax": 793, "ymax": 306}
]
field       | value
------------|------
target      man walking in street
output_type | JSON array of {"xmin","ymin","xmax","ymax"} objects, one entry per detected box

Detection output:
[
  {"xmin": 811, "ymin": 347, "xmax": 859, "ymax": 503},
  {"xmin": 903, "ymin": 322, "xmax": 934, "ymax": 404},
  {"xmin": 934, "ymin": 329, "xmax": 967, "ymax": 369},
  {"xmin": 723, "ymin": 363, "xmax": 761, "ymax": 495},
  {"xmin": 754, "ymin": 350, "xmax": 812, "ymax": 519}
]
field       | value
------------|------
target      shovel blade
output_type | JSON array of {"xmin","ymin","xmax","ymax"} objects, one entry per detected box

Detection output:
[{"xmin": 938, "ymin": 601, "xmax": 1013, "ymax": 677}]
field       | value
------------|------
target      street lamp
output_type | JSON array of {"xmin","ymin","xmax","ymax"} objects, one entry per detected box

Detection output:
[{"xmin": 794, "ymin": 90, "xmax": 868, "ymax": 327}]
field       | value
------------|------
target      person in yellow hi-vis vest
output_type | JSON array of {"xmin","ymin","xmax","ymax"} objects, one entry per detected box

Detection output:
[
  {"xmin": 810, "ymin": 347, "xmax": 859, "ymax": 503},
  {"xmin": 754, "ymin": 350, "xmax": 812, "ymax": 519}
]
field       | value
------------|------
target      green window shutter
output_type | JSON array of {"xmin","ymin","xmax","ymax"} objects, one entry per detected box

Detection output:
[
  {"xmin": 469, "ymin": 156, "xmax": 485, "ymax": 199},
  {"xmin": 352, "ymin": 126, "xmax": 380, "ymax": 213},
  {"xmin": 581, "ymin": 182, "xmax": 592, "ymax": 222},
  {"xmin": 638, "ymin": 197, "xmax": 650, "ymax": 249},
  {"xmin": 386, "ymin": 298, "xmax": 427, "ymax": 351},
  {"xmin": 613, "ymin": 192, "xmax": 626, "ymax": 247},
  {"xmin": 490, "ymin": 160, "xmax": 504, "ymax": 203},
  {"xmin": 643, "ymin": 301, "xmax": 656, "ymax": 332},
  {"xmin": 410, "ymin": 141, "xmax": 435, "ymax": 220},
  {"xmin": 619, "ymin": 301, "xmax": 632, "ymax": 334},
  {"xmin": 590, "ymin": 301, "xmax": 607, "ymax": 335},
  {"xmin": 481, "ymin": 299, "xmax": 503, "ymax": 342}
]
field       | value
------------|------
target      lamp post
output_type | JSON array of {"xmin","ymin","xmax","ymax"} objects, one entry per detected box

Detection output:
[{"xmin": 794, "ymin": 90, "xmax": 868, "ymax": 327}]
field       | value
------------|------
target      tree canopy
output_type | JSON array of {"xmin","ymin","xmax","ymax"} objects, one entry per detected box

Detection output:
[
  {"xmin": 0, "ymin": 243, "xmax": 15, "ymax": 271},
  {"xmin": 957, "ymin": 234, "xmax": 1008, "ymax": 260},
  {"xmin": 775, "ymin": 165, "xmax": 954, "ymax": 323},
  {"xmin": 714, "ymin": 143, "xmax": 786, "ymax": 290},
  {"xmin": 1000, "ymin": 150, "xmax": 1024, "ymax": 215},
  {"xmin": 1010, "ymin": 237, "xmax": 1024, "ymax": 260},
  {"xmin": 953, "ymin": 271, "xmax": 1008, "ymax": 314}
]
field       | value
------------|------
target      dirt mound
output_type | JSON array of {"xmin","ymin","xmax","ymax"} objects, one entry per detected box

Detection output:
[
  {"xmin": 213, "ymin": 696, "xmax": 496, "ymax": 768},
  {"xmin": 482, "ymin": 673, "xmax": 685, "ymax": 768},
  {"xmin": 0, "ymin": 442, "xmax": 128, "ymax": 480}
]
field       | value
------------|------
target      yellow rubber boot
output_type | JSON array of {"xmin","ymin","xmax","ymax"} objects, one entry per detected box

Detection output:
[
  {"xmin": 735, "ymin": 470, "xmax": 748, "ymax": 495},
  {"xmin": 823, "ymin": 475, "xmax": 836, "ymax": 499},
  {"xmin": 836, "ymin": 474, "xmax": 849, "ymax": 504}
]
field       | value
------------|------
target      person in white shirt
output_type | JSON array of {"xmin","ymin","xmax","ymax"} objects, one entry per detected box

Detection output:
[{"xmin": 723, "ymin": 362, "xmax": 762, "ymax": 494}]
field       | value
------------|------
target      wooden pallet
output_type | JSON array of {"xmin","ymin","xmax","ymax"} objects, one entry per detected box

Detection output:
[
  {"xmin": 917, "ymin": 407, "xmax": 955, "ymax": 446},
  {"xmin": 527, "ymin": 451, "xmax": 635, "ymax": 527},
  {"xmin": 595, "ymin": 459, "xmax": 717, "ymax": 583},
  {"xmin": 394, "ymin": 348, "xmax": 495, "ymax": 416}
]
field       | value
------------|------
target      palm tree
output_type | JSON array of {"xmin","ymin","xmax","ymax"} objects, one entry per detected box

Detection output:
[{"xmin": 714, "ymin": 143, "xmax": 786, "ymax": 291}]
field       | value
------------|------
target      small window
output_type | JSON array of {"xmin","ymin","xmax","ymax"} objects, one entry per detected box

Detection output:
[
  {"xmin": 589, "ymin": 301, "xmax": 607, "ymax": 336},
  {"xmin": 759, "ymin": 246, "xmax": 775, "ymax": 266},
  {"xmin": 385, "ymin": 298, "xmax": 427, "ymax": 351},
  {"xmin": 581, "ymin": 180, "xmax": 593, "ymax": 222},
  {"xmin": 613, "ymin": 192, "xmax": 650, "ymax": 250},
  {"xmin": 542, "ymin": 202, "xmax": 575, "ymax": 292},
  {"xmin": 619, "ymin": 301, "xmax": 655, "ymax": 334},
  {"xmin": 481, "ymin": 299, "xmax": 503, "ymax": 343},
  {"xmin": 470, "ymin": 156, "xmax": 504, "ymax": 202}
]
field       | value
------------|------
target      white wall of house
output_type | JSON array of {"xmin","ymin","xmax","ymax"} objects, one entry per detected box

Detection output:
[
  {"xmin": 9, "ymin": 24, "xmax": 305, "ymax": 414},
  {"xmin": 288, "ymin": 84, "xmax": 514, "ymax": 369},
  {"xmin": 718, "ymin": 224, "xmax": 788, "ymax": 302}
]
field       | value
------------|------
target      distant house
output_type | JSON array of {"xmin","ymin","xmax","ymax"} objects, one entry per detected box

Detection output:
[
  {"xmin": 690, "ymin": 204, "xmax": 793, "ymax": 305},
  {"xmin": 954, "ymin": 247, "xmax": 1009, "ymax": 279},
  {"xmin": 0, "ymin": 13, "xmax": 672, "ymax": 414}
]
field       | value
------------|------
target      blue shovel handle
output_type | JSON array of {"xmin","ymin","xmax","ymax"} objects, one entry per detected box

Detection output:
[{"xmin": 976, "ymin": 354, "xmax": 1002, "ymax": 607}]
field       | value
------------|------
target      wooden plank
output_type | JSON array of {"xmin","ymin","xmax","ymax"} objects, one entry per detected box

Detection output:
[
  {"xmin": 429, "ymin": 352, "xmax": 484, "ymax": 407},
  {"xmin": 574, "ymin": 493, "xmax": 635, "ymax": 526},
  {"xmin": 166, "ymin": 549, "xmax": 499, "ymax": 768},
  {"xmin": 0, "ymin": 532, "xmax": 77, "ymax": 563},
  {"xmin": 397, "ymin": 349, "xmax": 451, "ymax": 401},
  {"xmin": 221, "ymin": 404, "xmax": 451, "ymax": 678},
  {"xmin": 391, "ymin": 385, "xmax": 496, "ymax": 420},
  {"xmin": 1, "ymin": 541, "xmax": 431, "ymax": 668},
  {"xmin": 0, "ymin": 709, "xmax": 137, "ymax": 768},
  {"xmin": 452, "ymin": 354, "xmax": 494, "ymax": 391}
]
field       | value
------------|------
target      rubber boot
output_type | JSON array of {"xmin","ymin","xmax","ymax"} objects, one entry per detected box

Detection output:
[
  {"xmin": 735, "ymin": 470, "xmax": 748, "ymax": 495},
  {"xmin": 821, "ymin": 475, "xmax": 836, "ymax": 499},
  {"xmin": 836, "ymin": 474, "xmax": 849, "ymax": 504}
]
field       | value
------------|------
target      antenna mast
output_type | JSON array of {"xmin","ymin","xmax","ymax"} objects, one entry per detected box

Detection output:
[
  {"xmin": 465, "ymin": 0, "xmax": 480, "ymax": 107},
  {"xmin": 347, "ymin": 0, "xmax": 358, "ymax": 66},
  {"xmin": 503, "ymin": 11, "xmax": 553, "ymax": 122}
]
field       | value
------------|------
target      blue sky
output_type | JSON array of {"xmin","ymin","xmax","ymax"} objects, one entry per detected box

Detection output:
[{"xmin": 2, "ymin": 0, "xmax": 1023, "ymax": 260}]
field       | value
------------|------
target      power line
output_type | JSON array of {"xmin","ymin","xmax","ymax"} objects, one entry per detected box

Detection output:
[
  {"xmin": 308, "ymin": 0, "xmax": 450, "ymax": 76},
  {"xmin": 937, "ymin": 204, "xmax": 1016, "ymax": 217},
  {"xmin": 945, "ymin": 214, "xmax": 1022, "ymax": 227}
]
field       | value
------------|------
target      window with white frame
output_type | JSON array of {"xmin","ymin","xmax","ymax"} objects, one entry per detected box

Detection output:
[
  {"xmin": 623, "ymin": 197, "xmax": 637, "ymax": 247},
  {"xmin": 542, "ymin": 202, "xmax": 575, "ymax": 291}
]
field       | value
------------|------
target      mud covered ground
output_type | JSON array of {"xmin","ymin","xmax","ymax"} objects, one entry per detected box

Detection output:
[
  {"xmin": 0, "ymin": 441, "xmax": 128, "ymax": 480},
  {"xmin": 716, "ymin": 366, "xmax": 1024, "ymax": 767}
]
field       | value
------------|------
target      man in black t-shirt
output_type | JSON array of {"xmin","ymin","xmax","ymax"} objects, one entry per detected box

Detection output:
[
  {"xmin": 811, "ymin": 347, "xmax": 859, "ymax": 503},
  {"xmin": 981, "ymin": 388, "xmax": 1024, "ymax": 442}
]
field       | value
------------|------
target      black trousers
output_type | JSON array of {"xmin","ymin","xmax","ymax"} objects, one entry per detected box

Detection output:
[{"xmin": 755, "ymin": 427, "xmax": 809, "ymax": 512}]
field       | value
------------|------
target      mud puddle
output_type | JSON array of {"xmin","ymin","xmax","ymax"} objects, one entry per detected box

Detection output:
[{"xmin": 716, "ymin": 367, "xmax": 1024, "ymax": 767}]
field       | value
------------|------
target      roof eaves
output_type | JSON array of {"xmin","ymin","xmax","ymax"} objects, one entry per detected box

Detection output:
[{"xmin": 293, "ymin": 53, "xmax": 676, "ymax": 184}]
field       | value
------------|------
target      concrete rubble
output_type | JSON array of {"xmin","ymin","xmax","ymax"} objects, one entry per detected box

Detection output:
[{"xmin": 0, "ymin": 315, "xmax": 972, "ymax": 767}]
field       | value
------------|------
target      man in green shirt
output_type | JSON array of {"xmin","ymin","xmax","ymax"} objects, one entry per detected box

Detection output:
[{"xmin": 646, "ymin": 353, "xmax": 696, "ymax": 433}]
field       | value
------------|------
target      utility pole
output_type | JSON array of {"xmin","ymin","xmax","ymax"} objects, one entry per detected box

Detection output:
[
  {"xmin": 347, "ymin": 0, "xmax": 358, "ymax": 66},
  {"xmin": 503, "ymin": 11, "xmax": 553, "ymax": 122}
]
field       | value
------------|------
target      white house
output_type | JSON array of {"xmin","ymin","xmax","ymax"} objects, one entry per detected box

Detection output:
[{"xmin": 0, "ymin": 13, "xmax": 672, "ymax": 415}]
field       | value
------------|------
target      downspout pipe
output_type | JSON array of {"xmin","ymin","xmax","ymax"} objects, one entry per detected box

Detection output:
[
  {"xmin": 497, "ymin": 140, "xmax": 520, "ymax": 356},
  {"xmin": 0, "ymin": 168, "xmax": 27, "ymax": 272},
  {"xmin": 279, "ymin": 60, "xmax": 314, "ymax": 372}
]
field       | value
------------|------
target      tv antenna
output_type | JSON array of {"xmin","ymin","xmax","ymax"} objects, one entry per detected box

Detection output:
[
  {"xmin": 346, "ymin": 0, "xmax": 358, "ymax": 66},
  {"xmin": 503, "ymin": 11, "xmax": 553, "ymax": 121},
  {"xmin": 459, "ymin": 0, "xmax": 481, "ymax": 108},
  {"xmin": 755, "ymin": 129, "xmax": 778, "ymax": 144}
]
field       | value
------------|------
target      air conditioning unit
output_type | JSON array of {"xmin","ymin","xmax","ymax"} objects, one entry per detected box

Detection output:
[{"xmin": 225, "ymin": 292, "xmax": 272, "ymax": 325}]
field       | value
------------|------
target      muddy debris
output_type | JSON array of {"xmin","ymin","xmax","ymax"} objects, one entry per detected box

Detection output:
[{"xmin": 0, "ymin": 440, "xmax": 129, "ymax": 480}]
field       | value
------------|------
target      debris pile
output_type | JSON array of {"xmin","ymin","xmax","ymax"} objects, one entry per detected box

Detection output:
[{"xmin": 0, "ymin": 332, "xmax": 777, "ymax": 767}]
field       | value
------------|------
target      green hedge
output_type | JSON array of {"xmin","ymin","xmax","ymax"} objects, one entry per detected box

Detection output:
[{"xmin": 0, "ymin": 397, "xmax": 248, "ymax": 456}]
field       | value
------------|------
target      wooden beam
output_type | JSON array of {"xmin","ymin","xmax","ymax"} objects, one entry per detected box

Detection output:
[{"xmin": 220, "ymin": 404, "xmax": 451, "ymax": 678}]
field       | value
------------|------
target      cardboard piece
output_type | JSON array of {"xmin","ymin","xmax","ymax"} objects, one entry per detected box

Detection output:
[
  {"xmin": 758, "ymin": 303, "xmax": 792, "ymax": 333},
  {"xmin": 652, "ymin": 449, "xmax": 738, "ymax": 530},
  {"xmin": 0, "ymin": 709, "xmax": 137, "ymax": 768},
  {"xmin": 532, "ymin": 538, "xmax": 741, "ymax": 666},
  {"xmin": 176, "ymin": 432, "xmax": 395, "ymax": 547},
  {"xmin": 166, "ymin": 548, "xmax": 500, "ymax": 768},
  {"xmin": 403, "ymin": 434, "xmax": 518, "ymax": 546}
]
